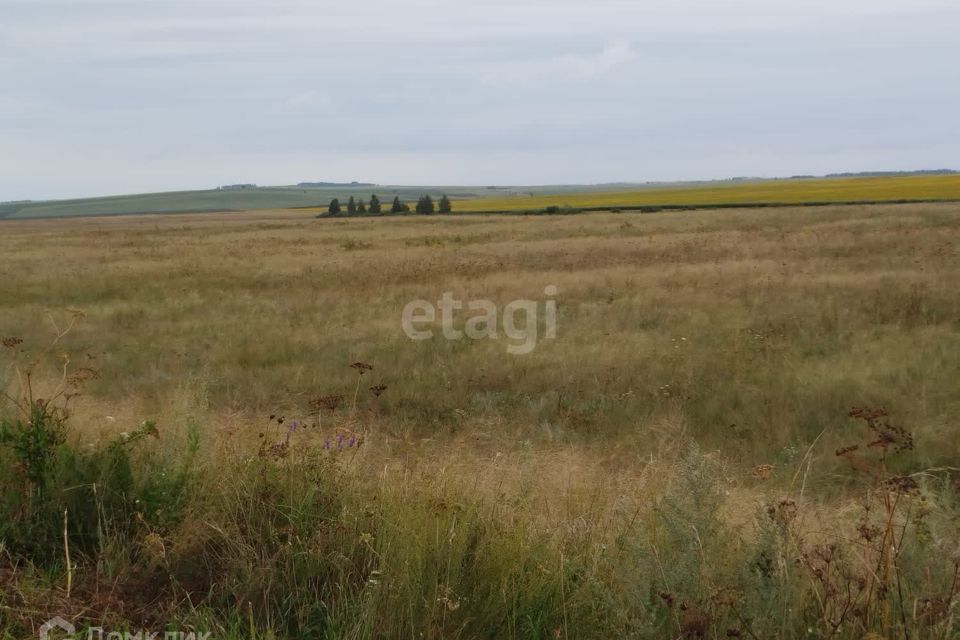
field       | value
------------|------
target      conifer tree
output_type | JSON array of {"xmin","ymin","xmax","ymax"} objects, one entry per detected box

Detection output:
[{"xmin": 438, "ymin": 194, "xmax": 452, "ymax": 214}]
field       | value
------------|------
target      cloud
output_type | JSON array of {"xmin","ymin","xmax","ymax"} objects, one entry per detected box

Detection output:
[
  {"xmin": 562, "ymin": 39, "xmax": 635, "ymax": 76},
  {"xmin": 0, "ymin": 0, "xmax": 958, "ymax": 200},
  {"xmin": 481, "ymin": 39, "xmax": 636, "ymax": 88},
  {"xmin": 272, "ymin": 91, "xmax": 333, "ymax": 114}
]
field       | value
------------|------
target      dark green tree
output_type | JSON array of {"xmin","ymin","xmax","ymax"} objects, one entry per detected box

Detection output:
[
  {"xmin": 391, "ymin": 196, "xmax": 405, "ymax": 214},
  {"xmin": 438, "ymin": 194, "xmax": 452, "ymax": 214},
  {"xmin": 416, "ymin": 195, "xmax": 435, "ymax": 215},
  {"xmin": 369, "ymin": 194, "xmax": 381, "ymax": 214},
  {"xmin": 357, "ymin": 199, "xmax": 367, "ymax": 214},
  {"xmin": 347, "ymin": 196, "xmax": 357, "ymax": 215},
  {"xmin": 328, "ymin": 198, "xmax": 341, "ymax": 215}
]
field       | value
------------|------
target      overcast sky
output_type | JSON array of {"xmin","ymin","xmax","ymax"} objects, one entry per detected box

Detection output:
[{"xmin": 2, "ymin": 0, "xmax": 958, "ymax": 201}]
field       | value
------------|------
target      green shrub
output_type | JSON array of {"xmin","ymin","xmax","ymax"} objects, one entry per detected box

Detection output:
[{"xmin": 0, "ymin": 405, "xmax": 192, "ymax": 568}]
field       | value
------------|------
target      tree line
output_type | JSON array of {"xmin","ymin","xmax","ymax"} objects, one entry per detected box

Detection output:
[{"xmin": 325, "ymin": 194, "xmax": 452, "ymax": 216}]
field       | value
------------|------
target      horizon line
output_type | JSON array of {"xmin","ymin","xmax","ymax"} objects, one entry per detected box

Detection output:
[{"xmin": 4, "ymin": 168, "xmax": 958, "ymax": 206}]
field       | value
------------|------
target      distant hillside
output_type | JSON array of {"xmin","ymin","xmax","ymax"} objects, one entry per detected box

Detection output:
[
  {"xmin": 0, "ymin": 183, "xmax": 665, "ymax": 220},
  {"xmin": 297, "ymin": 181, "xmax": 376, "ymax": 187},
  {"xmin": 3, "ymin": 171, "xmax": 958, "ymax": 220},
  {"xmin": 825, "ymin": 169, "xmax": 958, "ymax": 178},
  {"xmin": 0, "ymin": 185, "xmax": 492, "ymax": 220}
]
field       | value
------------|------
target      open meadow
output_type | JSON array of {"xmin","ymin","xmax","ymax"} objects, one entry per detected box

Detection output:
[
  {"xmin": 2, "ymin": 204, "xmax": 960, "ymax": 638},
  {"xmin": 6, "ymin": 174, "xmax": 960, "ymax": 221}
]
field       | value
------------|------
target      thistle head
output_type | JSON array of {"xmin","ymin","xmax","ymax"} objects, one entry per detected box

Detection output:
[{"xmin": 350, "ymin": 362, "xmax": 374, "ymax": 375}]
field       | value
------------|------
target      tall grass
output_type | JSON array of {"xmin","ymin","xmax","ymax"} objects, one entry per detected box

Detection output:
[
  {"xmin": 2, "ymin": 370, "xmax": 957, "ymax": 638},
  {"xmin": 2, "ymin": 203, "xmax": 960, "ymax": 637}
]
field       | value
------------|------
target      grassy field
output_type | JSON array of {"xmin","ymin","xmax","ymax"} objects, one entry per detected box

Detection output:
[
  {"xmin": 1, "ymin": 204, "xmax": 959, "ymax": 638},
  {"xmin": 0, "ymin": 183, "xmax": 643, "ymax": 221},
  {"xmin": 456, "ymin": 174, "xmax": 960, "ymax": 212},
  {"xmin": 6, "ymin": 174, "xmax": 960, "ymax": 221},
  {"xmin": 0, "ymin": 186, "xmax": 494, "ymax": 220}
]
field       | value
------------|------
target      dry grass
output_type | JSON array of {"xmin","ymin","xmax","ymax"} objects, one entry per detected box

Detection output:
[
  {"xmin": 1, "ymin": 203, "xmax": 959, "ymax": 638},
  {"xmin": 3, "ymin": 203, "xmax": 959, "ymax": 463}
]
